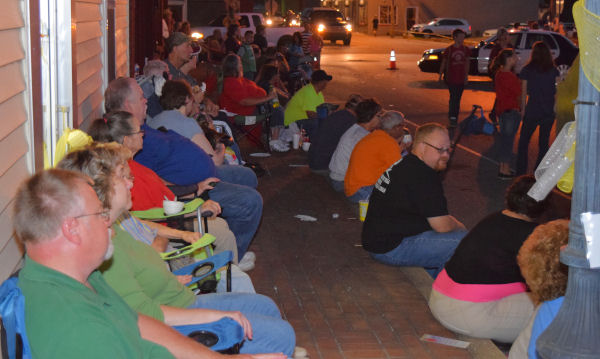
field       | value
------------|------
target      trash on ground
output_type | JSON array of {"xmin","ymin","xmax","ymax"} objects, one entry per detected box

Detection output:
[
  {"xmin": 250, "ymin": 152, "xmax": 271, "ymax": 157},
  {"xmin": 294, "ymin": 214, "xmax": 317, "ymax": 222},
  {"xmin": 420, "ymin": 334, "xmax": 470, "ymax": 349}
]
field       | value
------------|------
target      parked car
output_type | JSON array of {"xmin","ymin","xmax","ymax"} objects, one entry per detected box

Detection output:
[
  {"xmin": 482, "ymin": 22, "xmax": 530, "ymax": 37},
  {"xmin": 191, "ymin": 13, "xmax": 301, "ymax": 47},
  {"xmin": 301, "ymin": 7, "xmax": 352, "ymax": 45},
  {"xmin": 410, "ymin": 18, "xmax": 471, "ymax": 37},
  {"xmin": 417, "ymin": 29, "xmax": 578, "ymax": 78}
]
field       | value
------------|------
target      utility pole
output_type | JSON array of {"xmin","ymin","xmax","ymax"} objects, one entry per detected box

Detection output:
[{"xmin": 536, "ymin": 0, "xmax": 600, "ymax": 357}]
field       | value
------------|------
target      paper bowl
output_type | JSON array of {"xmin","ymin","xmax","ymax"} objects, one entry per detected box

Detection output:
[{"xmin": 163, "ymin": 200, "xmax": 184, "ymax": 215}]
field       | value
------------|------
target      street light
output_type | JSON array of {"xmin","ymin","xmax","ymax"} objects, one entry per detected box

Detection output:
[{"xmin": 536, "ymin": 0, "xmax": 600, "ymax": 357}]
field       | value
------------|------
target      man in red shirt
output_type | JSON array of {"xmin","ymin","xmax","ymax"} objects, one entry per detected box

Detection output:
[{"xmin": 439, "ymin": 29, "xmax": 470, "ymax": 128}]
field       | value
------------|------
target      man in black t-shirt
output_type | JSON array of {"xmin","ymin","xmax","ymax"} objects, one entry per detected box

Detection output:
[{"xmin": 361, "ymin": 123, "xmax": 467, "ymax": 277}]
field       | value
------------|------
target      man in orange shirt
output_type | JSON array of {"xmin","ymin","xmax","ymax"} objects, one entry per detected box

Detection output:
[{"xmin": 344, "ymin": 111, "xmax": 409, "ymax": 202}]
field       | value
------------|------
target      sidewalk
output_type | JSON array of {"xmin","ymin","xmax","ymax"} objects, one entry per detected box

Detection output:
[{"xmin": 247, "ymin": 148, "xmax": 504, "ymax": 359}]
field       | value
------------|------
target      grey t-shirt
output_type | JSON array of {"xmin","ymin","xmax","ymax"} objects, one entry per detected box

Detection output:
[
  {"xmin": 146, "ymin": 110, "xmax": 203, "ymax": 139},
  {"xmin": 328, "ymin": 123, "xmax": 369, "ymax": 181}
]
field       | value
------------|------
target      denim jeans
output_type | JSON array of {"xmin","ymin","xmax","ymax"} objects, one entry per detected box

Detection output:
[
  {"xmin": 447, "ymin": 84, "xmax": 465, "ymax": 124},
  {"xmin": 498, "ymin": 110, "xmax": 521, "ymax": 163},
  {"xmin": 295, "ymin": 118, "xmax": 319, "ymax": 140},
  {"xmin": 188, "ymin": 293, "xmax": 295, "ymax": 357},
  {"xmin": 329, "ymin": 178, "xmax": 344, "ymax": 192},
  {"xmin": 369, "ymin": 229, "xmax": 467, "ymax": 278},
  {"xmin": 516, "ymin": 112, "xmax": 554, "ymax": 175},
  {"xmin": 346, "ymin": 185, "xmax": 374, "ymax": 203},
  {"xmin": 211, "ymin": 166, "xmax": 262, "ymax": 258}
]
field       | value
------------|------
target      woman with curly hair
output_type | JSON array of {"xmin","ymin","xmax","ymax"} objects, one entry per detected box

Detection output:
[
  {"xmin": 509, "ymin": 219, "xmax": 569, "ymax": 359},
  {"xmin": 428, "ymin": 175, "xmax": 549, "ymax": 343}
]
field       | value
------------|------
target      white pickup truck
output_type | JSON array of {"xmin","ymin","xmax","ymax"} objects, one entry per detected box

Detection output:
[{"xmin": 191, "ymin": 13, "xmax": 302, "ymax": 47}]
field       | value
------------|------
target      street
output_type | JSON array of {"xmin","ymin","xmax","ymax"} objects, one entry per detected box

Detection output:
[{"xmin": 317, "ymin": 32, "xmax": 567, "ymax": 227}]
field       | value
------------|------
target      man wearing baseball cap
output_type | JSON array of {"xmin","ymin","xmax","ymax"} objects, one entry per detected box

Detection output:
[
  {"xmin": 165, "ymin": 32, "xmax": 199, "ymax": 87},
  {"xmin": 284, "ymin": 70, "xmax": 333, "ymax": 138}
]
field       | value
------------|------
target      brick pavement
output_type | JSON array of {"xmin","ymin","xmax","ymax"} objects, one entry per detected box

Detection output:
[{"xmin": 247, "ymin": 148, "xmax": 476, "ymax": 359}]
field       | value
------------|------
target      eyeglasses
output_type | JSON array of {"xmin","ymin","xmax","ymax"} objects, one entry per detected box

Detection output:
[
  {"xmin": 73, "ymin": 210, "xmax": 110, "ymax": 221},
  {"xmin": 423, "ymin": 141, "xmax": 451, "ymax": 155}
]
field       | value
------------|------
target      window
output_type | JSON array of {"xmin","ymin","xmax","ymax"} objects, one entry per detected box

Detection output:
[
  {"xmin": 252, "ymin": 15, "xmax": 261, "ymax": 27},
  {"xmin": 379, "ymin": 5, "xmax": 397, "ymax": 25},
  {"xmin": 209, "ymin": 15, "xmax": 225, "ymax": 26},
  {"xmin": 239, "ymin": 16, "xmax": 250, "ymax": 28},
  {"xmin": 524, "ymin": 33, "xmax": 558, "ymax": 49}
]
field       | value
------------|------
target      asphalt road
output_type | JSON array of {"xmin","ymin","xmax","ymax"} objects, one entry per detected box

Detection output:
[{"xmin": 318, "ymin": 32, "xmax": 568, "ymax": 227}]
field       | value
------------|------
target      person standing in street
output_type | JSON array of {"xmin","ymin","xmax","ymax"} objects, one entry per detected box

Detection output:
[
  {"xmin": 372, "ymin": 17, "xmax": 379, "ymax": 36},
  {"xmin": 439, "ymin": 29, "xmax": 470, "ymax": 129}
]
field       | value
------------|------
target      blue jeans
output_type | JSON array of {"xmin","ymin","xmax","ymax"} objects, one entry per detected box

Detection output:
[
  {"xmin": 516, "ymin": 112, "xmax": 554, "ymax": 175},
  {"xmin": 329, "ymin": 178, "xmax": 344, "ymax": 192},
  {"xmin": 295, "ymin": 118, "xmax": 319, "ymax": 140},
  {"xmin": 498, "ymin": 110, "xmax": 521, "ymax": 163},
  {"xmin": 369, "ymin": 229, "xmax": 467, "ymax": 278},
  {"xmin": 346, "ymin": 185, "xmax": 374, "ymax": 203},
  {"xmin": 212, "ymin": 166, "xmax": 262, "ymax": 258},
  {"xmin": 188, "ymin": 293, "xmax": 295, "ymax": 357},
  {"xmin": 447, "ymin": 84, "xmax": 465, "ymax": 124}
]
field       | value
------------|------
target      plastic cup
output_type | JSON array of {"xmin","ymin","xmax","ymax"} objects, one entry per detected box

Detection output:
[
  {"xmin": 302, "ymin": 142, "xmax": 311, "ymax": 151},
  {"xmin": 358, "ymin": 200, "xmax": 369, "ymax": 222},
  {"xmin": 292, "ymin": 134, "xmax": 300, "ymax": 149}
]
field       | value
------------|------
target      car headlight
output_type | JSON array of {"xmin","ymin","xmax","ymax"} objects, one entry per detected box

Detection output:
[
  {"xmin": 191, "ymin": 32, "xmax": 203, "ymax": 40},
  {"xmin": 317, "ymin": 24, "xmax": 325, "ymax": 32},
  {"xmin": 427, "ymin": 54, "xmax": 438, "ymax": 60},
  {"xmin": 290, "ymin": 19, "xmax": 298, "ymax": 26},
  {"xmin": 266, "ymin": 19, "xmax": 273, "ymax": 25},
  {"xmin": 345, "ymin": 24, "xmax": 352, "ymax": 31}
]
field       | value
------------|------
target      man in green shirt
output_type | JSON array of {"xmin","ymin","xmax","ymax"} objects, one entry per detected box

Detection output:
[
  {"xmin": 284, "ymin": 70, "xmax": 332, "ymax": 138},
  {"xmin": 12, "ymin": 169, "xmax": 283, "ymax": 359}
]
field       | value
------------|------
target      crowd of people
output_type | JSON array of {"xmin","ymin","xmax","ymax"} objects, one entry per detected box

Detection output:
[
  {"xmin": 439, "ymin": 27, "xmax": 561, "ymax": 179},
  {"xmin": 7, "ymin": 22, "xmax": 571, "ymax": 359}
]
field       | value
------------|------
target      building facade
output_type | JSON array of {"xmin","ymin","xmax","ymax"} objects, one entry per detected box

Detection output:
[{"xmin": 0, "ymin": 0, "xmax": 130, "ymax": 283}]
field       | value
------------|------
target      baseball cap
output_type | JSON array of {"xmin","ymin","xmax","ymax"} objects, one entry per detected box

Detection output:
[{"xmin": 312, "ymin": 70, "xmax": 333, "ymax": 82}]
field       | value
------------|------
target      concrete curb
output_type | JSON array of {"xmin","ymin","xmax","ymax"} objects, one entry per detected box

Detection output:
[{"xmin": 399, "ymin": 267, "xmax": 507, "ymax": 359}]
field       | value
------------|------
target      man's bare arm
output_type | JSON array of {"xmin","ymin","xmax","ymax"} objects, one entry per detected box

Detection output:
[{"xmin": 427, "ymin": 215, "xmax": 466, "ymax": 233}]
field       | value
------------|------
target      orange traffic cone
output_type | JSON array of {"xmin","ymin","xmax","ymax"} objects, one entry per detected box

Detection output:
[{"xmin": 388, "ymin": 50, "xmax": 397, "ymax": 70}]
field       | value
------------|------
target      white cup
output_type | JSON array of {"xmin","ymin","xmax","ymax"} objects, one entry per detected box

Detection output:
[
  {"xmin": 163, "ymin": 200, "xmax": 184, "ymax": 215},
  {"xmin": 302, "ymin": 142, "xmax": 311, "ymax": 151},
  {"xmin": 292, "ymin": 134, "xmax": 300, "ymax": 149}
]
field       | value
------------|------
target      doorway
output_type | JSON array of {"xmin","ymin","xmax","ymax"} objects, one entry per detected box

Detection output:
[{"xmin": 405, "ymin": 6, "xmax": 417, "ymax": 30}]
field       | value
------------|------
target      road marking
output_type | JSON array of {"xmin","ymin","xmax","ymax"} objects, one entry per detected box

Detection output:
[{"xmin": 405, "ymin": 119, "xmax": 499, "ymax": 165}]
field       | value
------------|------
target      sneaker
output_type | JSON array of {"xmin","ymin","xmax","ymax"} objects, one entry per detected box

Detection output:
[
  {"xmin": 237, "ymin": 259, "xmax": 255, "ymax": 272},
  {"xmin": 293, "ymin": 346, "xmax": 309, "ymax": 358},
  {"xmin": 237, "ymin": 251, "xmax": 256, "ymax": 272},
  {"xmin": 270, "ymin": 139, "xmax": 290, "ymax": 152},
  {"xmin": 241, "ymin": 251, "xmax": 256, "ymax": 262}
]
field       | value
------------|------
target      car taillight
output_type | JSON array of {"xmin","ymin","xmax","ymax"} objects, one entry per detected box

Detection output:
[{"xmin": 469, "ymin": 25, "xmax": 471, "ymax": 31}]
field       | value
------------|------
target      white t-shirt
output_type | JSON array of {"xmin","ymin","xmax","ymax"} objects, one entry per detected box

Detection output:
[{"xmin": 329, "ymin": 124, "xmax": 369, "ymax": 181}]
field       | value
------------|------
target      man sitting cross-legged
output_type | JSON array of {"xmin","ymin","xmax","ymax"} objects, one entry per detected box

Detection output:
[
  {"xmin": 12, "ymin": 168, "xmax": 284, "ymax": 359},
  {"xmin": 361, "ymin": 122, "xmax": 467, "ymax": 278}
]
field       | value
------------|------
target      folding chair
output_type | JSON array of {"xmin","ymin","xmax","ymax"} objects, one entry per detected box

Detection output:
[
  {"xmin": 226, "ymin": 111, "xmax": 272, "ymax": 152},
  {"xmin": 131, "ymin": 199, "xmax": 233, "ymax": 292}
]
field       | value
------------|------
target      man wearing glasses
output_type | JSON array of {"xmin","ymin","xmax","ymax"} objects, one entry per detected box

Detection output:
[
  {"xmin": 12, "ymin": 169, "xmax": 284, "ymax": 359},
  {"xmin": 361, "ymin": 123, "xmax": 467, "ymax": 278}
]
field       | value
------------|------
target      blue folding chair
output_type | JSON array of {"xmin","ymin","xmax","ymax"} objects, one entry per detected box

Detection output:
[{"xmin": 0, "ymin": 276, "xmax": 31, "ymax": 359}]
